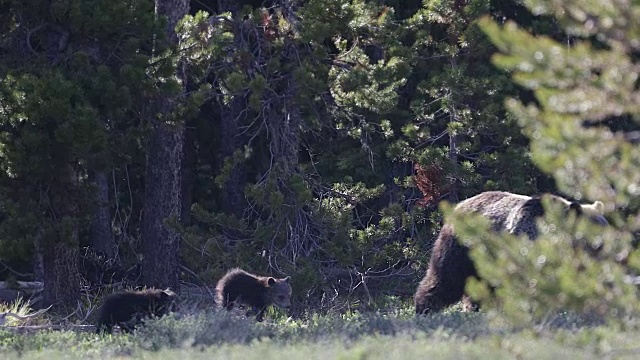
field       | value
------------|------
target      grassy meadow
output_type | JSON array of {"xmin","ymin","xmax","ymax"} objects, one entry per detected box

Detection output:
[{"xmin": 2, "ymin": 300, "xmax": 640, "ymax": 360}]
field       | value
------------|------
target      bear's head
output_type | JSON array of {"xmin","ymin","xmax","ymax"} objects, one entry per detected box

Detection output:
[
  {"xmin": 567, "ymin": 199, "xmax": 608, "ymax": 226},
  {"xmin": 523, "ymin": 195, "xmax": 607, "ymax": 226},
  {"xmin": 147, "ymin": 288, "xmax": 178, "ymax": 314},
  {"xmin": 266, "ymin": 276, "xmax": 292, "ymax": 309}
]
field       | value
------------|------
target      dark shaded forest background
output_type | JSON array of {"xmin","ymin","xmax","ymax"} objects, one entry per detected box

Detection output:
[{"xmin": 0, "ymin": 0, "xmax": 633, "ymax": 313}]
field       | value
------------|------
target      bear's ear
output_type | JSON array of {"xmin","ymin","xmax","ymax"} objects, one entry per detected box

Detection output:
[
  {"xmin": 593, "ymin": 201, "xmax": 604, "ymax": 214},
  {"xmin": 267, "ymin": 277, "xmax": 276, "ymax": 286},
  {"xmin": 582, "ymin": 200, "xmax": 604, "ymax": 215},
  {"xmin": 581, "ymin": 200, "xmax": 608, "ymax": 226},
  {"xmin": 283, "ymin": 276, "xmax": 291, "ymax": 283}
]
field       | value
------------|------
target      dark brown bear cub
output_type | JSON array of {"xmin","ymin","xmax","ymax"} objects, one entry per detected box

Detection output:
[
  {"xmin": 414, "ymin": 191, "xmax": 607, "ymax": 315},
  {"xmin": 95, "ymin": 288, "xmax": 177, "ymax": 334},
  {"xmin": 216, "ymin": 268, "xmax": 292, "ymax": 321}
]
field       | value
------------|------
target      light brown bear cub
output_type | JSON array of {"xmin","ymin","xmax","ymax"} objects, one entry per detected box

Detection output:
[
  {"xmin": 414, "ymin": 191, "xmax": 607, "ymax": 315},
  {"xmin": 215, "ymin": 268, "xmax": 292, "ymax": 321}
]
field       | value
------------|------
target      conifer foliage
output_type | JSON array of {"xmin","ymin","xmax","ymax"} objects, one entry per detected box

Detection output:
[
  {"xmin": 0, "ymin": 0, "xmax": 164, "ymax": 308},
  {"xmin": 0, "ymin": 0, "xmax": 635, "ymax": 316},
  {"xmin": 446, "ymin": 0, "xmax": 640, "ymax": 323}
]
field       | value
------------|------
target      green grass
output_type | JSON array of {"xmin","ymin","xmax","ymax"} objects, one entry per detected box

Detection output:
[{"xmin": 1, "ymin": 308, "xmax": 640, "ymax": 359}]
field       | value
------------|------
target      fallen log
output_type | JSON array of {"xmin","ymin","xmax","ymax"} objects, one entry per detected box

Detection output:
[
  {"xmin": 0, "ymin": 324, "xmax": 96, "ymax": 333},
  {"xmin": 0, "ymin": 281, "xmax": 43, "ymax": 303},
  {"xmin": 0, "ymin": 281, "xmax": 43, "ymax": 291}
]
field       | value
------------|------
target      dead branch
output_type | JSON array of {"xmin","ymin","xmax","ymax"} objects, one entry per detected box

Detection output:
[
  {"xmin": 0, "ymin": 261, "xmax": 33, "ymax": 279},
  {"xmin": 0, "ymin": 324, "xmax": 96, "ymax": 333},
  {"xmin": 0, "ymin": 305, "xmax": 52, "ymax": 326},
  {"xmin": 180, "ymin": 265, "xmax": 215, "ymax": 298}
]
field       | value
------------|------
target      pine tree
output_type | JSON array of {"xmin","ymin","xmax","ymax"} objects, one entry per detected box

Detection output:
[
  {"xmin": 140, "ymin": 0, "xmax": 190, "ymax": 292},
  {"xmin": 0, "ymin": 0, "xmax": 163, "ymax": 307}
]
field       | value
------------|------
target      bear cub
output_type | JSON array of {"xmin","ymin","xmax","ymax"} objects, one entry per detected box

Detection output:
[
  {"xmin": 95, "ymin": 288, "xmax": 177, "ymax": 334},
  {"xmin": 215, "ymin": 268, "xmax": 292, "ymax": 321}
]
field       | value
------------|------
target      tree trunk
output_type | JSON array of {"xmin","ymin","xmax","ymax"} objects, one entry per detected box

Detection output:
[
  {"xmin": 42, "ymin": 243, "xmax": 80, "ymax": 310},
  {"xmin": 447, "ymin": 57, "xmax": 460, "ymax": 202},
  {"xmin": 141, "ymin": 125, "xmax": 184, "ymax": 290},
  {"xmin": 448, "ymin": 126, "xmax": 459, "ymax": 203},
  {"xmin": 141, "ymin": 0, "xmax": 189, "ymax": 291},
  {"xmin": 32, "ymin": 235, "xmax": 44, "ymax": 283},
  {"xmin": 89, "ymin": 170, "xmax": 116, "ymax": 259},
  {"xmin": 217, "ymin": 0, "xmax": 247, "ymax": 220},
  {"xmin": 264, "ymin": 35, "xmax": 313, "ymax": 265},
  {"xmin": 218, "ymin": 94, "xmax": 247, "ymax": 219},
  {"xmin": 42, "ymin": 164, "xmax": 81, "ymax": 309},
  {"xmin": 217, "ymin": 0, "xmax": 240, "ymax": 14},
  {"xmin": 35, "ymin": 16, "xmax": 81, "ymax": 310},
  {"xmin": 181, "ymin": 116, "xmax": 196, "ymax": 226}
]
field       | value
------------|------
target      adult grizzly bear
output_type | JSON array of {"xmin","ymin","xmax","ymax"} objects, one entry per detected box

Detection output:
[
  {"xmin": 414, "ymin": 191, "xmax": 607, "ymax": 315},
  {"xmin": 95, "ymin": 288, "xmax": 177, "ymax": 334},
  {"xmin": 216, "ymin": 268, "xmax": 292, "ymax": 321}
]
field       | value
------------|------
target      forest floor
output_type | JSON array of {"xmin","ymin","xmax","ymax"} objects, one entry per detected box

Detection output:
[{"xmin": 1, "ymin": 303, "xmax": 640, "ymax": 359}]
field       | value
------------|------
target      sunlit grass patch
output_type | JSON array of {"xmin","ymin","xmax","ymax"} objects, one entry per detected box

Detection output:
[
  {"xmin": 0, "ymin": 297, "xmax": 51, "ymax": 327},
  {"xmin": 0, "ymin": 307, "xmax": 639, "ymax": 359}
]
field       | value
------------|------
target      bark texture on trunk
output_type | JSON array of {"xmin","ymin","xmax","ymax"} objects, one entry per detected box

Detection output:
[
  {"xmin": 156, "ymin": 0, "xmax": 190, "ymax": 44},
  {"xmin": 140, "ymin": 0, "xmax": 189, "ymax": 291},
  {"xmin": 42, "ymin": 243, "xmax": 80, "ymax": 309},
  {"xmin": 218, "ymin": 95, "xmax": 247, "ymax": 219},
  {"xmin": 42, "ymin": 164, "xmax": 81, "ymax": 309},
  {"xmin": 448, "ymin": 129, "xmax": 459, "ymax": 202},
  {"xmin": 260, "ymin": 6, "xmax": 317, "ymax": 267},
  {"xmin": 89, "ymin": 170, "xmax": 116, "ymax": 259},
  {"xmin": 217, "ymin": 0, "xmax": 247, "ymax": 219},
  {"xmin": 181, "ymin": 121, "xmax": 196, "ymax": 225},
  {"xmin": 141, "ymin": 125, "xmax": 184, "ymax": 290},
  {"xmin": 32, "ymin": 235, "xmax": 44, "ymax": 283}
]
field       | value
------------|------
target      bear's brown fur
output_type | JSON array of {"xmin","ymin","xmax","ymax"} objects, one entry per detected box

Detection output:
[
  {"xmin": 215, "ymin": 268, "xmax": 292, "ymax": 321},
  {"xmin": 414, "ymin": 191, "xmax": 606, "ymax": 315},
  {"xmin": 95, "ymin": 288, "xmax": 176, "ymax": 334}
]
